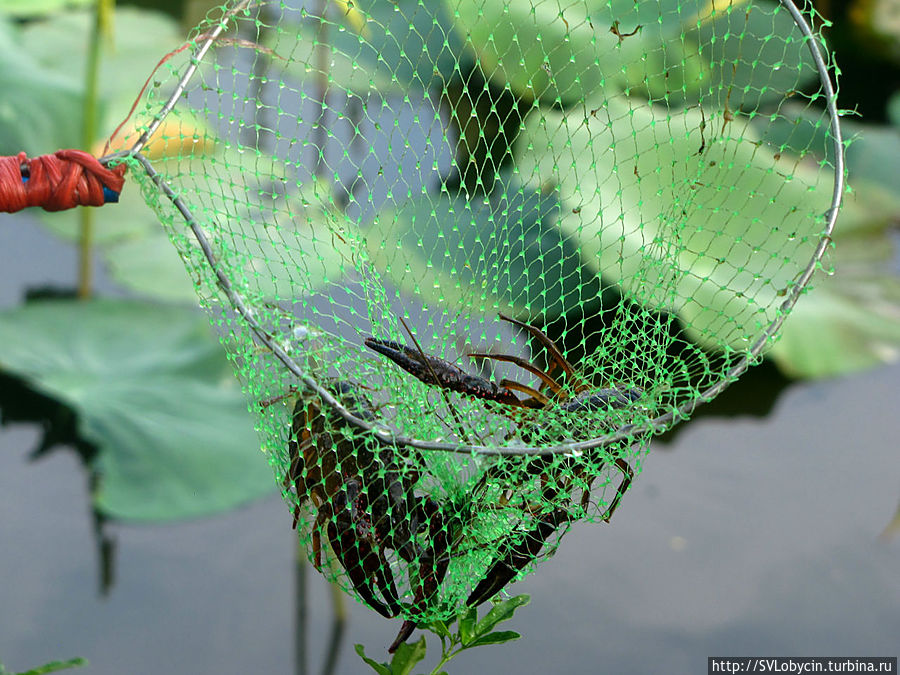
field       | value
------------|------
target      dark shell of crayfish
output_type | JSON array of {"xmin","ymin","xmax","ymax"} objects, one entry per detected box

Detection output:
[{"xmin": 364, "ymin": 338, "xmax": 522, "ymax": 406}]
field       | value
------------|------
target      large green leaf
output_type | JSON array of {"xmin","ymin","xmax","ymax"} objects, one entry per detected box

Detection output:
[
  {"xmin": 20, "ymin": 7, "xmax": 183, "ymax": 129},
  {"xmin": 17, "ymin": 6, "xmax": 214, "ymax": 157},
  {"xmin": 270, "ymin": 0, "xmax": 462, "ymax": 98},
  {"xmin": 768, "ymin": 228, "xmax": 900, "ymax": 377},
  {"xmin": 366, "ymin": 172, "xmax": 601, "ymax": 320},
  {"xmin": 448, "ymin": 0, "xmax": 608, "ymax": 105},
  {"xmin": 517, "ymin": 99, "xmax": 821, "ymax": 348},
  {"xmin": 691, "ymin": 0, "xmax": 819, "ymax": 110},
  {"xmin": 598, "ymin": 0, "xmax": 819, "ymax": 107},
  {"xmin": 262, "ymin": 14, "xmax": 405, "ymax": 98},
  {"xmin": 515, "ymin": 95, "xmax": 900, "ymax": 375},
  {"xmin": 0, "ymin": 0, "xmax": 92, "ymax": 18},
  {"xmin": 38, "ymin": 142, "xmax": 354, "ymax": 302},
  {"xmin": 226, "ymin": 175, "xmax": 361, "ymax": 300},
  {"xmin": 757, "ymin": 103, "xmax": 900, "ymax": 206},
  {"xmin": 447, "ymin": 0, "xmax": 813, "ymax": 108},
  {"xmin": 590, "ymin": 0, "xmax": 711, "ymax": 104},
  {"xmin": 0, "ymin": 299, "xmax": 275, "ymax": 521},
  {"xmin": 0, "ymin": 18, "xmax": 83, "ymax": 155}
]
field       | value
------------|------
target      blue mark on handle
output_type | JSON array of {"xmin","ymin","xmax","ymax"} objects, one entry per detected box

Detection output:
[{"xmin": 21, "ymin": 174, "xmax": 120, "ymax": 203}]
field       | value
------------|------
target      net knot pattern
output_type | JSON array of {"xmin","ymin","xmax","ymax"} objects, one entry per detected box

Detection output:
[{"xmin": 116, "ymin": 0, "xmax": 844, "ymax": 630}]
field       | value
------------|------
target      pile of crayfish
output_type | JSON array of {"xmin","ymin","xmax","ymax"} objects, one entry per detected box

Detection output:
[{"xmin": 283, "ymin": 315, "xmax": 641, "ymax": 651}]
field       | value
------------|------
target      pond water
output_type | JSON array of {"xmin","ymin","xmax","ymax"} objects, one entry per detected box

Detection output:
[{"xmin": 0, "ymin": 218, "xmax": 898, "ymax": 674}]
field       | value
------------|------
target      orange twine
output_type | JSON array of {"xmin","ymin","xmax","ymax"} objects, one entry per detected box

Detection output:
[{"xmin": 0, "ymin": 150, "xmax": 126, "ymax": 213}]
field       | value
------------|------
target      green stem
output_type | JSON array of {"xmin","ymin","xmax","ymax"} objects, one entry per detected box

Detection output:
[
  {"xmin": 319, "ymin": 557, "xmax": 347, "ymax": 675},
  {"xmin": 321, "ymin": 579, "xmax": 347, "ymax": 675},
  {"xmin": 294, "ymin": 545, "xmax": 307, "ymax": 675},
  {"xmin": 430, "ymin": 648, "xmax": 459, "ymax": 675},
  {"xmin": 329, "ymin": 577, "xmax": 348, "ymax": 623},
  {"xmin": 429, "ymin": 638, "xmax": 462, "ymax": 675},
  {"xmin": 78, "ymin": 0, "xmax": 114, "ymax": 299}
]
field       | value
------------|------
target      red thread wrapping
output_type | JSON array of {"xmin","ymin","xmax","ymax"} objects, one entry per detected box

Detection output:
[{"xmin": 0, "ymin": 150, "xmax": 126, "ymax": 213}]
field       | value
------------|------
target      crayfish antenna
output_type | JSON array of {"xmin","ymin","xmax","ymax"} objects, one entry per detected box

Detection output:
[
  {"xmin": 497, "ymin": 313, "xmax": 574, "ymax": 379},
  {"xmin": 468, "ymin": 352, "xmax": 562, "ymax": 394}
]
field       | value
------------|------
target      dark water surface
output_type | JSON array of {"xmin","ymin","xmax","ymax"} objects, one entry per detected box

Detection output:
[{"xmin": 1, "ymin": 219, "xmax": 898, "ymax": 674}]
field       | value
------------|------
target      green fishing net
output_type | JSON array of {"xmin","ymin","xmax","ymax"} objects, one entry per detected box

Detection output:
[{"xmin": 108, "ymin": 0, "xmax": 843, "ymax": 637}]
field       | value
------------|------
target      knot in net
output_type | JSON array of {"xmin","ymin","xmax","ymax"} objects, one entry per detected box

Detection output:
[{"xmin": 115, "ymin": 0, "xmax": 843, "ymax": 625}]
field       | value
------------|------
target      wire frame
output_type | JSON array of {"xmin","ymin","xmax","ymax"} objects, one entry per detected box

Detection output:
[
  {"xmin": 105, "ymin": 0, "xmax": 845, "ymax": 457},
  {"xmin": 97, "ymin": 0, "xmax": 846, "ymax": 626}
]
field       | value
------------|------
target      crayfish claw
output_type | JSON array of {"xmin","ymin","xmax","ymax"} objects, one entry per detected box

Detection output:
[
  {"xmin": 388, "ymin": 620, "xmax": 418, "ymax": 653},
  {"xmin": 328, "ymin": 490, "xmax": 403, "ymax": 619},
  {"xmin": 466, "ymin": 508, "xmax": 568, "ymax": 608}
]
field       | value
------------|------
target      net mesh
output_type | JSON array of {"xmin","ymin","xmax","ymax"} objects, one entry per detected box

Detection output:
[{"xmin": 111, "ymin": 0, "xmax": 842, "ymax": 624}]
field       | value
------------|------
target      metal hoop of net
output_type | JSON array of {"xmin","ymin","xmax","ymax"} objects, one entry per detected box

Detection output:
[{"xmin": 103, "ymin": 0, "xmax": 844, "ymax": 628}]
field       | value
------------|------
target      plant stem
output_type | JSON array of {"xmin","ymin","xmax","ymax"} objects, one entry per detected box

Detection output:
[
  {"xmin": 321, "ymin": 580, "xmax": 347, "ymax": 675},
  {"xmin": 78, "ymin": 0, "xmax": 114, "ymax": 299},
  {"xmin": 294, "ymin": 545, "xmax": 307, "ymax": 675},
  {"xmin": 430, "ymin": 646, "xmax": 461, "ymax": 675},
  {"xmin": 428, "ymin": 635, "xmax": 462, "ymax": 675}
]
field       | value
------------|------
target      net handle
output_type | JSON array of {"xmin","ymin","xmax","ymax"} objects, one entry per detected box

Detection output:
[{"xmin": 106, "ymin": 0, "xmax": 845, "ymax": 458}]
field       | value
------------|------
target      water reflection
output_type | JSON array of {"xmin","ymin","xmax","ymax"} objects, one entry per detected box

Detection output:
[
  {"xmin": 0, "ymin": 219, "xmax": 897, "ymax": 675},
  {"xmin": 1, "ymin": 353, "xmax": 897, "ymax": 674}
]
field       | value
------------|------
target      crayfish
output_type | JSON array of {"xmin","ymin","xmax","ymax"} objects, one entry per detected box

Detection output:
[
  {"xmin": 365, "ymin": 313, "xmax": 642, "ymax": 608},
  {"xmin": 283, "ymin": 382, "xmax": 448, "ymax": 650}
]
